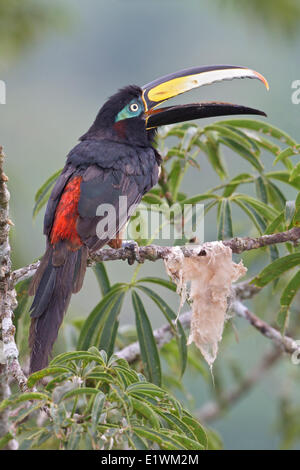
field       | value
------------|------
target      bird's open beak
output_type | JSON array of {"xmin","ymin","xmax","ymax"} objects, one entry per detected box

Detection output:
[{"xmin": 142, "ymin": 65, "xmax": 269, "ymax": 128}]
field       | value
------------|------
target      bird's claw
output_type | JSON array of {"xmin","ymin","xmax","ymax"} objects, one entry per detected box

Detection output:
[{"xmin": 122, "ymin": 240, "xmax": 143, "ymax": 265}]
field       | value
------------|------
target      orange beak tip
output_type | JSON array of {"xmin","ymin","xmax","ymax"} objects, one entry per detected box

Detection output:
[{"xmin": 253, "ymin": 70, "xmax": 269, "ymax": 91}]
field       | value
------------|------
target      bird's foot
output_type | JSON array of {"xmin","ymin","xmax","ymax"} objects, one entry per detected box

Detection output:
[{"xmin": 122, "ymin": 240, "xmax": 143, "ymax": 265}]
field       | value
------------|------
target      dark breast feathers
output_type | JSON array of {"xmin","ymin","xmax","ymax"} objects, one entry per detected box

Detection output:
[{"xmin": 44, "ymin": 139, "xmax": 160, "ymax": 252}]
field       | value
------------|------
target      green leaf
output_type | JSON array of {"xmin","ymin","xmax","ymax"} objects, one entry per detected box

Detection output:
[
  {"xmin": 60, "ymin": 387, "xmax": 100, "ymax": 402},
  {"xmin": 0, "ymin": 392, "xmax": 50, "ymax": 411},
  {"xmin": 0, "ymin": 433, "xmax": 14, "ymax": 450},
  {"xmin": 264, "ymin": 212, "xmax": 285, "ymax": 235},
  {"xmin": 224, "ymin": 125, "xmax": 261, "ymax": 154},
  {"xmin": 20, "ymin": 429, "xmax": 47, "ymax": 450},
  {"xmin": 181, "ymin": 126, "xmax": 200, "ymax": 151},
  {"xmin": 290, "ymin": 161, "xmax": 300, "ymax": 181},
  {"xmin": 166, "ymin": 148, "xmax": 186, "ymax": 160},
  {"xmin": 50, "ymin": 350, "xmax": 105, "ymax": 366},
  {"xmin": 27, "ymin": 366, "xmax": 72, "ymax": 388},
  {"xmin": 217, "ymin": 119, "xmax": 297, "ymax": 147},
  {"xmin": 91, "ymin": 391, "xmax": 105, "ymax": 432},
  {"xmin": 273, "ymin": 145, "xmax": 300, "ymax": 165},
  {"xmin": 93, "ymin": 263, "xmax": 111, "ymax": 296},
  {"xmin": 136, "ymin": 285, "xmax": 187, "ymax": 376},
  {"xmin": 222, "ymin": 173, "xmax": 253, "ymax": 198},
  {"xmin": 177, "ymin": 192, "xmax": 188, "ymax": 202},
  {"xmin": 85, "ymin": 372, "xmax": 114, "ymax": 383},
  {"xmin": 292, "ymin": 193, "xmax": 300, "ymax": 227},
  {"xmin": 181, "ymin": 414, "xmax": 208, "ymax": 448},
  {"xmin": 204, "ymin": 200, "xmax": 218, "ymax": 219},
  {"xmin": 130, "ymin": 397, "xmax": 160, "ymax": 430},
  {"xmin": 132, "ymin": 291, "xmax": 162, "ymax": 386},
  {"xmin": 249, "ymin": 134, "xmax": 281, "ymax": 156},
  {"xmin": 154, "ymin": 409, "xmax": 201, "ymax": 443},
  {"xmin": 34, "ymin": 430, "xmax": 53, "ymax": 448},
  {"xmin": 233, "ymin": 199, "xmax": 266, "ymax": 234},
  {"xmin": 98, "ymin": 292, "xmax": 125, "ymax": 357},
  {"xmin": 174, "ymin": 122, "xmax": 199, "ymax": 132},
  {"xmin": 285, "ymin": 201, "xmax": 296, "ymax": 229},
  {"xmin": 128, "ymin": 432, "xmax": 148, "ymax": 450},
  {"xmin": 206, "ymin": 124, "xmax": 255, "ymax": 151},
  {"xmin": 276, "ymin": 307, "xmax": 290, "ymax": 334},
  {"xmin": 107, "ymin": 354, "xmax": 129, "ymax": 368},
  {"xmin": 159, "ymin": 429, "xmax": 205, "ymax": 450},
  {"xmin": 115, "ymin": 369, "xmax": 130, "ymax": 389},
  {"xmin": 132, "ymin": 426, "xmax": 183, "ymax": 450},
  {"xmin": 77, "ymin": 285, "xmax": 125, "ymax": 350},
  {"xmin": 168, "ymin": 159, "xmax": 183, "ymax": 200},
  {"xmin": 217, "ymin": 199, "xmax": 233, "ymax": 240},
  {"xmin": 267, "ymin": 171, "xmax": 300, "ymax": 190},
  {"xmin": 12, "ymin": 403, "xmax": 43, "ymax": 425},
  {"xmin": 45, "ymin": 373, "xmax": 73, "ymax": 392},
  {"xmin": 137, "ymin": 277, "xmax": 176, "ymax": 292},
  {"xmin": 98, "ymin": 349, "xmax": 108, "ymax": 364},
  {"xmin": 142, "ymin": 193, "xmax": 163, "ymax": 205},
  {"xmin": 203, "ymin": 133, "xmax": 227, "ymax": 179},
  {"xmin": 67, "ymin": 426, "xmax": 82, "ymax": 450},
  {"xmin": 206, "ymin": 428, "xmax": 223, "ymax": 450},
  {"xmin": 234, "ymin": 194, "xmax": 278, "ymax": 221},
  {"xmin": 187, "ymin": 157, "xmax": 201, "ymax": 170},
  {"xmin": 266, "ymin": 181, "xmax": 286, "ymax": 212},
  {"xmin": 33, "ymin": 168, "xmax": 62, "ymax": 218},
  {"xmin": 179, "ymin": 193, "xmax": 219, "ymax": 206},
  {"xmin": 253, "ymin": 253, "xmax": 300, "ymax": 287},
  {"xmin": 278, "ymin": 270, "xmax": 300, "ymax": 332},
  {"xmin": 127, "ymin": 382, "xmax": 166, "ymax": 399},
  {"xmin": 219, "ymin": 137, "xmax": 263, "ymax": 171},
  {"xmin": 19, "ymin": 437, "xmax": 37, "ymax": 450},
  {"xmin": 113, "ymin": 365, "xmax": 139, "ymax": 388},
  {"xmin": 164, "ymin": 127, "xmax": 186, "ymax": 138},
  {"xmin": 255, "ymin": 176, "xmax": 268, "ymax": 204},
  {"xmin": 14, "ymin": 277, "xmax": 32, "ymax": 329}
]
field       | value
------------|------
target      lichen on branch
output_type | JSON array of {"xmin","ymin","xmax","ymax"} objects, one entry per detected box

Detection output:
[{"xmin": 164, "ymin": 242, "xmax": 247, "ymax": 366}]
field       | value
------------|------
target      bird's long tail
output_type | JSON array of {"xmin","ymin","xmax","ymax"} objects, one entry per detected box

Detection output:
[{"xmin": 28, "ymin": 243, "xmax": 88, "ymax": 373}]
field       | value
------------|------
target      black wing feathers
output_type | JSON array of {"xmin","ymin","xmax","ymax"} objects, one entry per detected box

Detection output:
[
  {"xmin": 72, "ymin": 141, "xmax": 159, "ymax": 252},
  {"xmin": 29, "ymin": 138, "xmax": 159, "ymax": 372}
]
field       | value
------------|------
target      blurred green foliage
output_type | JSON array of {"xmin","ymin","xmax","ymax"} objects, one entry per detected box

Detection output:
[
  {"xmin": 2, "ymin": 0, "xmax": 300, "ymax": 68},
  {"xmin": 217, "ymin": 0, "xmax": 300, "ymax": 38},
  {"xmin": 0, "ymin": 348, "xmax": 219, "ymax": 450},
  {"xmin": 0, "ymin": 0, "xmax": 70, "ymax": 63}
]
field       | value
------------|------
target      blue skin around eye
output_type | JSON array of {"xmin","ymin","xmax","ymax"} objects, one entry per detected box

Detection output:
[{"xmin": 115, "ymin": 99, "xmax": 144, "ymax": 122}]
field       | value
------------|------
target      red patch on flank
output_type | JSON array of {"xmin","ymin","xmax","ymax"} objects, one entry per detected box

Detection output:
[
  {"xmin": 50, "ymin": 176, "xmax": 83, "ymax": 249},
  {"xmin": 114, "ymin": 120, "xmax": 126, "ymax": 139}
]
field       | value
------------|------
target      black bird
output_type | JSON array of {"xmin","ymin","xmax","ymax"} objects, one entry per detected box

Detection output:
[{"xmin": 29, "ymin": 64, "xmax": 268, "ymax": 373}]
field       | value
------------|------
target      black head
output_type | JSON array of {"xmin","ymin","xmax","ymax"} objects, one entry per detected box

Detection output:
[
  {"xmin": 80, "ymin": 85, "xmax": 154, "ymax": 146},
  {"xmin": 81, "ymin": 65, "xmax": 269, "ymax": 146}
]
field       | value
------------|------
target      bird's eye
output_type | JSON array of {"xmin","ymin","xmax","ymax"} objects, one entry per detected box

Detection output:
[{"xmin": 129, "ymin": 103, "xmax": 139, "ymax": 112}]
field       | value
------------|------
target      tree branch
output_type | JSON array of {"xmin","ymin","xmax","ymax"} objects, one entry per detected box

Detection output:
[
  {"xmin": 232, "ymin": 300, "xmax": 300, "ymax": 358},
  {"xmin": 2, "ymin": 142, "xmax": 300, "ymax": 399},
  {"xmin": 116, "ymin": 289, "xmax": 300, "ymax": 364},
  {"xmin": 0, "ymin": 147, "xmax": 25, "ymax": 449},
  {"xmin": 116, "ymin": 311, "xmax": 192, "ymax": 363},
  {"xmin": 223, "ymin": 228, "xmax": 300, "ymax": 253},
  {"xmin": 0, "ymin": 146, "xmax": 14, "ymax": 446},
  {"xmin": 0, "ymin": 148, "xmax": 27, "ymax": 391},
  {"xmin": 11, "ymin": 227, "xmax": 300, "ymax": 285},
  {"xmin": 116, "ymin": 280, "xmax": 261, "ymax": 363}
]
